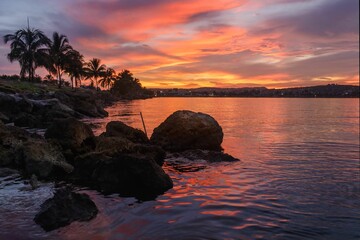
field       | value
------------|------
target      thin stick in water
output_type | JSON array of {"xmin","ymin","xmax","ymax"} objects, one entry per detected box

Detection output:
[{"xmin": 140, "ymin": 112, "xmax": 148, "ymax": 137}]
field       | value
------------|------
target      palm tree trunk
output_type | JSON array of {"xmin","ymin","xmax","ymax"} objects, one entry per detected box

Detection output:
[{"xmin": 58, "ymin": 67, "xmax": 62, "ymax": 88}]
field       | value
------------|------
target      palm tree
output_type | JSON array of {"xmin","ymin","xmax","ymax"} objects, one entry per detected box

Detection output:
[
  {"xmin": 83, "ymin": 58, "xmax": 106, "ymax": 90},
  {"xmin": 3, "ymin": 27, "xmax": 50, "ymax": 81},
  {"xmin": 45, "ymin": 32, "xmax": 73, "ymax": 88},
  {"xmin": 99, "ymin": 68, "xmax": 116, "ymax": 90},
  {"xmin": 65, "ymin": 50, "xmax": 84, "ymax": 89}
]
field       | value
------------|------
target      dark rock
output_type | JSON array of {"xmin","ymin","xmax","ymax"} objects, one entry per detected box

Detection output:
[
  {"xmin": 45, "ymin": 118, "xmax": 95, "ymax": 153},
  {"xmin": 132, "ymin": 144, "xmax": 166, "ymax": 166},
  {"xmin": 0, "ymin": 92, "xmax": 21, "ymax": 114},
  {"xmin": 0, "ymin": 123, "xmax": 73, "ymax": 179},
  {"xmin": 54, "ymin": 90, "xmax": 108, "ymax": 118},
  {"xmin": 34, "ymin": 188, "xmax": 98, "ymax": 231},
  {"xmin": 73, "ymin": 152, "xmax": 173, "ymax": 199},
  {"xmin": 102, "ymin": 121, "xmax": 149, "ymax": 143},
  {"xmin": 151, "ymin": 110, "xmax": 224, "ymax": 152},
  {"xmin": 22, "ymin": 139, "xmax": 74, "ymax": 178},
  {"xmin": 13, "ymin": 113, "xmax": 39, "ymax": 128},
  {"xmin": 0, "ymin": 112, "xmax": 10, "ymax": 123},
  {"xmin": 18, "ymin": 95, "xmax": 33, "ymax": 113},
  {"xmin": 95, "ymin": 135, "xmax": 165, "ymax": 166},
  {"xmin": 95, "ymin": 135, "xmax": 133, "ymax": 154}
]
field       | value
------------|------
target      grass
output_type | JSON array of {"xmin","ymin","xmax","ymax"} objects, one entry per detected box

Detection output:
[{"xmin": 0, "ymin": 79, "xmax": 70, "ymax": 94}]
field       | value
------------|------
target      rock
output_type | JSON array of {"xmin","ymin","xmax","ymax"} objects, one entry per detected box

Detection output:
[
  {"xmin": 73, "ymin": 152, "xmax": 173, "ymax": 199},
  {"xmin": 13, "ymin": 113, "xmax": 39, "ymax": 128},
  {"xmin": 102, "ymin": 121, "xmax": 149, "ymax": 143},
  {"xmin": 132, "ymin": 144, "xmax": 166, "ymax": 166},
  {"xmin": 45, "ymin": 118, "xmax": 95, "ymax": 153},
  {"xmin": 95, "ymin": 135, "xmax": 165, "ymax": 166},
  {"xmin": 95, "ymin": 135, "xmax": 133, "ymax": 154},
  {"xmin": 34, "ymin": 188, "xmax": 98, "ymax": 231},
  {"xmin": 0, "ymin": 123, "xmax": 73, "ymax": 179},
  {"xmin": 167, "ymin": 149, "xmax": 240, "ymax": 163},
  {"xmin": 151, "ymin": 110, "xmax": 224, "ymax": 152},
  {"xmin": 18, "ymin": 95, "xmax": 33, "ymax": 113},
  {"xmin": 54, "ymin": 90, "xmax": 108, "ymax": 118},
  {"xmin": 0, "ymin": 112, "xmax": 10, "ymax": 123},
  {"xmin": 22, "ymin": 139, "xmax": 74, "ymax": 179}
]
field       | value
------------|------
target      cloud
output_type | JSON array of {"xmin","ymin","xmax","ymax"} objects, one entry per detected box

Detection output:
[{"xmin": 0, "ymin": 0, "xmax": 358, "ymax": 88}]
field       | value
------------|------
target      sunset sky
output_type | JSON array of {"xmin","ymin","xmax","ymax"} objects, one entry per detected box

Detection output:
[{"xmin": 0, "ymin": 0, "xmax": 358, "ymax": 88}]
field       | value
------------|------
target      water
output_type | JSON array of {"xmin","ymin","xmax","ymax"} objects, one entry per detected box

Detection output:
[{"xmin": 1, "ymin": 98, "xmax": 359, "ymax": 239}]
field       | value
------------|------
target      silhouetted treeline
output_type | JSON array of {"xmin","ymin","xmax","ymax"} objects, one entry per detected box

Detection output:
[
  {"xmin": 154, "ymin": 84, "xmax": 359, "ymax": 98},
  {"xmin": 2, "ymin": 26, "xmax": 149, "ymax": 98}
]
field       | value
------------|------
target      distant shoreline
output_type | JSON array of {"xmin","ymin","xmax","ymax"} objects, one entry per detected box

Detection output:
[{"xmin": 151, "ymin": 84, "xmax": 359, "ymax": 98}]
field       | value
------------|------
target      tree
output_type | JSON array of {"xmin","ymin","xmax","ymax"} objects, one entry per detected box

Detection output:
[
  {"xmin": 45, "ymin": 32, "xmax": 74, "ymax": 88},
  {"xmin": 111, "ymin": 69, "xmax": 143, "ymax": 96},
  {"xmin": 99, "ymin": 67, "xmax": 116, "ymax": 90},
  {"xmin": 83, "ymin": 58, "xmax": 106, "ymax": 90},
  {"xmin": 65, "ymin": 50, "xmax": 84, "ymax": 89},
  {"xmin": 3, "ymin": 27, "xmax": 50, "ymax": 81}
]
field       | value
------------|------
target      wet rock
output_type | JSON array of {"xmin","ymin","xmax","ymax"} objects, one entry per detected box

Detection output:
[
  {"xmin": 34, "ymin": 188, "xmax": 98, "ymax": 231},
  {"xmin": 102, "ymin": 121, "xmax": 149, "ymax": 143},
  {"xmin": 45, "ymin": 118, "xmax": 95, "ymax": 153},
  {"xmin": 73, "ymin": 151, "xmax": 173, "ymax": 199},
  {"xmin": 151, "ymin": 110, "xmax": 224, "ymax": 152}
]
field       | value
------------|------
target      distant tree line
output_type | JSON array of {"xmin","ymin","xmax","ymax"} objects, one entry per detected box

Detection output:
[{"xmin": 3, "ymin": 26, "xmax": 150, "ymax": 97}]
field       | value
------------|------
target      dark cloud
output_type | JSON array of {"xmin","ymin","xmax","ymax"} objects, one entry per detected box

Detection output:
[
  {"xmin": 255, "ymin": 0, "xmax": 359, "ymax": 38},
  {"xmin": 77, "ymin": 0, "xmax": 177, "ymax": 11},
  {"xmin": 285, "ymin": 51, "xmax": 359, "ymax": 79}
]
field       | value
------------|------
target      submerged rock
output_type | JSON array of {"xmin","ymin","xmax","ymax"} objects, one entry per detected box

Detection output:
[
  {"xmin": 34, "ymin": 188, "xmax": 98, "ymax": 231},
  {"xmin": 151, "ymin": 110, "xmax": 224, "ymax": 152}
]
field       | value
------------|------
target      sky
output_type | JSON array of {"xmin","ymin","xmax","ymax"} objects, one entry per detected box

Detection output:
[{"xmin": 0, "ymin": 0, "xmax": 359, "ymax": 88}]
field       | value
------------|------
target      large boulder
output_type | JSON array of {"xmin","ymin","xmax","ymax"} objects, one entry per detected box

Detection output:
[
  {"xmin": 73, "ymin": 151, "xmax": 173, "ymax": 199},
  {"xmin": 45, "ymin": 118, "xmax": 95, "ymax": 153},
  {"xmin": 102, "ymin": 121, "xmax": 149, "ymax": 143},
  {"xmin": 34, "ymin": 188, "xmax": 98, "ymax": 231},
  {"xmin": 151, "ymin": 110, "xmax": 224, "ymax": 152}
]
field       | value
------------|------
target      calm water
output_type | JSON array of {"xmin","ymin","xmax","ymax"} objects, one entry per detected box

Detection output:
[{"xmin": 1, "ymin": 98, "xmax": 359, "ymax": 240}]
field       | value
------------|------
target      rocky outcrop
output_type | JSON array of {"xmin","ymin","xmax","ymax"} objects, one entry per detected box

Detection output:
[
  {"xmin": 0, "ymin": 89, "xmax": 109, "ymax": 129},
  {"xmin": 34, "ymin": 188, "xmax": 98, "ymax": 231},
  {"xmin": 73, "ymin": 151, "xmax": 173, "ymax": 199},
  {"xmin": 54, "ymin": 90, "xmax": 108, "ymax": 118},
  {"xmin": 151, "ymin": 110, "xmax": 224, "ymax": 152},
  {"xmin": 0, "ymin": 123, "xmax": 73, "ymax": 179}
]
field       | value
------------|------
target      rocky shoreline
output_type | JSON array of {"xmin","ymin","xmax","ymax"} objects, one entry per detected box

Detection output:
[{"xmin": 0, "ymin": 86, "xmax": 239, "ymax": 231}]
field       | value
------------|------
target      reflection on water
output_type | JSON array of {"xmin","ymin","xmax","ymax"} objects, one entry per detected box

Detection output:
[{"xmin": 1, "ymin": 98, "xmax": 359, "ymax": 239}]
